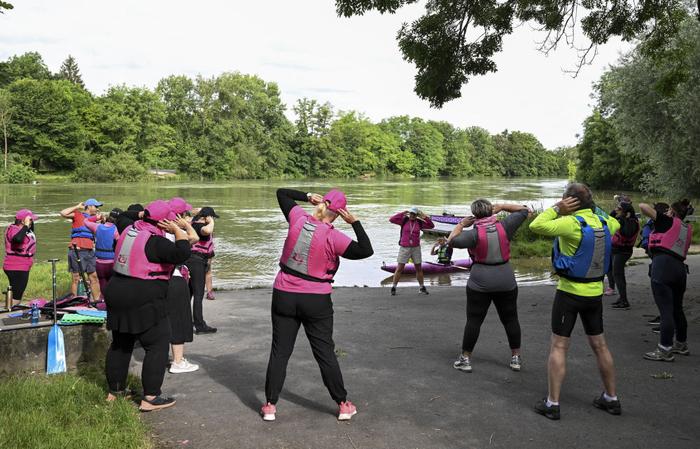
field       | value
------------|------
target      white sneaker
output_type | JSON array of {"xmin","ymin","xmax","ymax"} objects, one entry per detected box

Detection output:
[
  {"xmin": 510, "ymin": 355, "xmax": 522, "ymax": 371},
  {"xmin": 453, "ymin": 355, "xmax": 472, "ymax": 372},
  {"xmin": 169, "ymin": 358, "xmax": 200, "ymax": 374}
]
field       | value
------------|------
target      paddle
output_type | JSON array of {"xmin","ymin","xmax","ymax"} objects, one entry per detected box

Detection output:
[{"xmin": 46, "ymin": 259, "xmax": 67, "ymax": 374}]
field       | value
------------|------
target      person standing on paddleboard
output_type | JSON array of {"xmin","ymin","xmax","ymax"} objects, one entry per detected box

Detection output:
[
  {"xmin": 261, "ymin": 188, "xmax": 373, "ymax": 422},
  {"xmin": 104, "ymin": 200, "xmax": 191, "ymax": 411},
  {"xmin": 3, "ymin": 209, "xmax": 38, "ymax": 307},
  {"xmin": 389, "ymin": 207, "xmax": 434, "ymax": 295},
  {"xmin": 447, "ymin": 200, "xmax": 530, "ymax": 373}
]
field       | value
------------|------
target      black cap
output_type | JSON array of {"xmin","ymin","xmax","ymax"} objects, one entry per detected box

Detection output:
[
  {"xmin": 127, "ymin": 203, "xmax": 144, "ymax": 212},
  {"xmin": 199, "ymin": 206, "xmax": 219, "ymax": 219},
  {"xmin": 109, "ymin": 208, "xmax": 123, "ymax": 220}
]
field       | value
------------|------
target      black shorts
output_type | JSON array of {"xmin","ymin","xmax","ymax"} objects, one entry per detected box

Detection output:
[{"xmin": 551, "ymin": 290, "xmax": 604, "ymax": 337}]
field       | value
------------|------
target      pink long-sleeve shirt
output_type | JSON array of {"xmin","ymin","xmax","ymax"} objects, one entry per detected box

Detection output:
[{"xmin": 389, "ymin": 212, "xmax": 434, "ymax": 247}]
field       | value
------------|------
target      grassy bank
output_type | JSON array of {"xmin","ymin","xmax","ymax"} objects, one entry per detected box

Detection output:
[
  {"xmin": 1, "ymin": 261, "xmax": 72, "ymax": 302},
  {"xmin": 0, "ymin": 374, "xmax": 151, "ymax": 449}
]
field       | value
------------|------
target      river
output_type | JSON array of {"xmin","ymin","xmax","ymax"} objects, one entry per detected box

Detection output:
[{"xmin": 1, "ymin": 177, "xmax": 630, "ymax": 289}]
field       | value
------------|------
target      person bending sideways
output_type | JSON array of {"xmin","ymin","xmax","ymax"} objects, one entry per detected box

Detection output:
[
  {"xmin": 529, "ymin": 183, "xmax": 621, "ymax": 420},
  {"xmin": 261, "ymin": 188, "xmax": 373, "ymax": 422},
  {"xmin": 448, "ymin": 200, "xmax": 530, "ymax": 373},
  {"xmin": 389, "ymin": 207, "xmax": 434, "ymax": 295}
]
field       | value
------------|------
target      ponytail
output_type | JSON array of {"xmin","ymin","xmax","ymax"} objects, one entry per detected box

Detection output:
[{"xmin": 313, "ymin": 202, "xmax": 337, "ymax": 222}]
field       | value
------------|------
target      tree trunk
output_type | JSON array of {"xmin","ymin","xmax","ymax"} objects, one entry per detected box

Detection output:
[{"xmin": 3, "ymin": 120, "xmax": 7, "ymax": 171}]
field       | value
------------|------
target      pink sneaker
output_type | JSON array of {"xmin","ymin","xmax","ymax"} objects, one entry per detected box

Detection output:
[
  {"xmin": 206, "ymin": 291, "xmax": 215, "ymax": 300},
  {"xmin": 261, "ymin": 402, "xmax": 276, "ymax": 421},
  {"xmin": 337, "ymin": 401, "xmax": 357, "ymax": 421},
  {"xmin": 604, "ymin": 288, "xmax": 616, "ymax": 296}
]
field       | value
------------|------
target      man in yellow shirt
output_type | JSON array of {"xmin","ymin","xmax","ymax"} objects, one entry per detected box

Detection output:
[{"xmin": 529, "ymin": 183, "xmax": 622, "ymax": 420}]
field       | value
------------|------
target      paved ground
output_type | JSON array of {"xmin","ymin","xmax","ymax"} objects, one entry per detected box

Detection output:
[{"xmin": 146, "ymin": 256, "xmax": 700, "ymax": 449}]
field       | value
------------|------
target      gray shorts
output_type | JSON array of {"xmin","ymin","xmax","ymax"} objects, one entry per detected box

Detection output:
[
  {"xmin": 397, "ymin": 246, "xmax": 422, "ymax": 264},
  {"xmin": 68, "ymin": 249, "xmax": 97, "ymax": 274}
]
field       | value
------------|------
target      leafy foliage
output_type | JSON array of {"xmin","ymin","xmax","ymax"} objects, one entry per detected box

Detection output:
[
  {"xmin": 58, "ymin": 55, "xmax": 85, "ymax": 88},
  {"xmin": 72, "ymin": 152, "xmax": 147, "ymax": 182},
  {"xmin": 0, "ymin": 162, "xmax": 36, "ymax": 183},
  {"xmin": 335, "ymin": 0, "xmax": 698, "ymax": 107}
]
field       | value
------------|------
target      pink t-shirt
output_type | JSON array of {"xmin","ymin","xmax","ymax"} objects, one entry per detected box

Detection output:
[
  {"xmin": 3, "ymin": 225, "xmax": 35, "ymax": 271},
  {"xmin": 273, "ymin": 205, "xmax": 352, "ymax": 295}
]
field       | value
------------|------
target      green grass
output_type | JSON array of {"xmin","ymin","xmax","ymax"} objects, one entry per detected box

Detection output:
[
  {"xmin": 508, "ymin": 214, "xmax": 553, "ymax": 258},
  {"xmin": 0, "ymin": 374, "xmax": 152, "ymax": 449},
  {"xmin": 0, "ymin": 261, "xmax": 72, "ymax": 302}
]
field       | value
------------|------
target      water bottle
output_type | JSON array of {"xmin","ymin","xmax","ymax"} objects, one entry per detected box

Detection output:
[
  {"xmin": 5, "ymin": 285, "xmax": 12, "ymax": 311},
  {"xmin": 31, "ymin": 303, "xmax": 40, "ymax": 325}
]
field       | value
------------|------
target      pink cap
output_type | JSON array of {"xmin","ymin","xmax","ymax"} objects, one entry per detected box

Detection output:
[
  {"xmin": 15, "ymin": 209, "xmax": 38, "ymax": 221},
  {"xmin": 323, "ymin": 189, "xmax": 347, "ymax": 213},
  {"xmin": 145, "ymin": 200, "xmax": 177, "ymax": 221},
  {"xmin": 168, "ymin": 197, "xmax": 192, "ymax": 215}
]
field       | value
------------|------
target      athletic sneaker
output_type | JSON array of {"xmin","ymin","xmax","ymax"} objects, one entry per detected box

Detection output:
[
  {"xmin": 643, "ymin": 346, "xmax": 675, "ymax": 362},
  {"xmin": 611, "ymin": 300, "xmax": 630, "ymax": 310},
  {"xmin": 338, "ymin": 401, "xmax": 357, "ymax": 421},
  {"xmin": 419, "ymin": 286, "xmax": 429, "ymax": 295},
  {"xmin": 169, "ymin": 358, "xmax": 199, "ymax": 374},
  {"xmin": 534, "ymin": 398, "xmax": 560, "ymax": 420},
  {"xmin": 671, "ymin": 341, "xmax": 690, "ymax": 356},
  {"xmin": 261, "ymin": 402, "xmax": 276, "ymax": 421},
  {"xmin": 139, "ymin": 396, "xmax": 176, "ymax": 412},
  {"xmin": 604, "ymin": 287, "xmax": 616, "ymax": 296},
  {"xmin": 647, "ymin": 316, "xmax": 660, "ymax": 325},
  {"xmin": 510, "ymin": 355, "xmax": 522, "ymax": 371},
  {"xmin": 651, "ymin": 326, "xmax": 660, "ymax": 334},
  {"xmin": 390, "ymin": 286, "xmax": 396, "ymax": 296},
  {"xmin": 206, "ymin": 290, "xmax": 215, "ymax": 300},
  {"xmin": 453, "ymin": 355, "xmax": 472, "ymax": 372},
  {"xmin": 593, "ymin": 393, "xmax": 622, "ymax": 415}
]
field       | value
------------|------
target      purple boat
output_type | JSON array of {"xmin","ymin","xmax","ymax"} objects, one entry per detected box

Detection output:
[
  {"xmin": 429, "ymin": 214, "xmax": 465, "ymax": 225},
  {"xmin": 381, "ymin": 259, "xmax": 473, "ymax": 275}
]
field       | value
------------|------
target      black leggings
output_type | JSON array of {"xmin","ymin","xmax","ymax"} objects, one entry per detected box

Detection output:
[
  {"xmin": 105, "ymin": 317, "xmax": 171, "ymax": 396},
  {"xmin": 265, "ymin": 289, "xmax": 346, "ymax": 405},
  {"xmin": 186, "ymin": 254, "xmax": 208, "ymax": 329},
  {"xmin": 651, "ymin": 255, "xmax": 688, "ymax": 347},
  {"xmin": 4, "ymin": 269, "xmax": 30, "ymax": 301},
  {"xmin": 462, "ymin": 287, "xmax": 521, "ymax": 353},
  {"xmin": 610, "ymin": 252, "xmax": 632, "ymax": 300}
]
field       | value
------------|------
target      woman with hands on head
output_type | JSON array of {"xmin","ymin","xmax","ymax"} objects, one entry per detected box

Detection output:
[
  {"xmin": 104, "ymin": 200, "xmax": 191, "ymax": 411},
  {"xmin": 3, "ymin": 209, "xmax": 38, "ymax": 307},
  {"xmin": 447, "ymin": 200, "xmax": 531, "ymax": 373},
  {"xmin": 261, "ymin": 188, "xmax": 373, "ymax": 422}
]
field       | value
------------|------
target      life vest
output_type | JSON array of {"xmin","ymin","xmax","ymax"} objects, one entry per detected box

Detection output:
[
  {"xmin": 192, "ymin": 234, "xmax": 214, "ymax": 257},
  {"xmin": 638, "ymin": 218, "xmax": 654, "ymax": 250},
  {"xmin": 552, "ymin": 215, "xmax": 611, "ymax": 283},
  {"xmin": 469, "ymin": 222, "xmax": 510, "ymax": 265},
  {"xmin": 648, "ymin": 217, "xmax": 692, "ymax": 261},
  {"xmin": 113, "ymin": 221, "xmax": 174, "ymax": 280},
  {"xmin": 71, "ymin": 212, "xmax": 95, "ymax": 241},
  {"xmin": 279, "ymin": 216, "xmax": 339, "ymax": 283},
  {"xmin": 611, "ymin": 217, "xmax": 640, "ymax": 248},
  {"xmin": 95, "ymin": 224, "xmax": 117, "ymax": 260},
  {"xmin": 436, "ymin": 244, "xmax": 452, "ymax": 264},
  {"xmin": 4, "ymin": 224, "xmax": 36, "ymax": 258}
]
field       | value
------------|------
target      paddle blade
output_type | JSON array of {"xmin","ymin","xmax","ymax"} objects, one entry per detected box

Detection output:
[{"xmin": 47, "ymin": 324, "xmax": 67, "ymax": 374}]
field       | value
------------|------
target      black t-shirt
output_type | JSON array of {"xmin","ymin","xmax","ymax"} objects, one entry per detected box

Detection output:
[{"xmin": 653, "ymin": 213, "xmax": 673, "ymax": 234}]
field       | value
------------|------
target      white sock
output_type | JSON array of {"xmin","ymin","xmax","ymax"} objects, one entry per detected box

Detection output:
[
  {"xmin": 603, "ymin": 392, "xmax": 618, "ymax": 402},
  {"xmin": 659, "ymin": 344, "xmax": 672, "ymax": 351},
  {"xmin": 546, "ymin": 398, "xmax": 559, "ymax": 407}
]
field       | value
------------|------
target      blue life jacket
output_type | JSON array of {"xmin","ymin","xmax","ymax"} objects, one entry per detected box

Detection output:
[
  {"xmin": 638, "ymin": 218, "xmax": 654, "ymax": 250},
  {"xmin": 71, "ymin": 212, "xmax": 95, "ymax": 241},
  {"xmin": 95, "ymin": 224, "xmax": 116, "ymax": 260},
  {"xmin": 552, "ymin": 215, "xmax": 611, "ymax": 283}
]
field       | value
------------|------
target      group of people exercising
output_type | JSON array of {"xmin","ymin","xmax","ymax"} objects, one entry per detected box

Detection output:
[{"xmin": 3, "ymin": 182, "xmax": 693, "ymax": 421}]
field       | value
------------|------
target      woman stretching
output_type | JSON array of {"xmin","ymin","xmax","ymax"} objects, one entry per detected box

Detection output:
[
  {"xmin": 448, "ymin": 200, "xmax": 530, "ymax": 372},
  {"xmin": 261, "ymin": 188, "xmax": 373, "ymax": 422},
  {"xmin": 609, "ymin": 202, "xmax": 640, "ymax": 310},
  {"xmin": 3, "ymin": 210, "xmax": 37, "ymax": 307}
]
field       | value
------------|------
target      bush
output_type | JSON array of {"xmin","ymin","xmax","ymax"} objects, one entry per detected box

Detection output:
[
  {"xmin": 72, "ymin": 152, "xmax": 146, "ymax": 182},
  {"xmin": 0, "ymin": 163, "xmax": 37, "ymax": 184}
]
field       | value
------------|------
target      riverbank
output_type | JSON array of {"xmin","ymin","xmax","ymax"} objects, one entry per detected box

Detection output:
[{"xmin": 145, "ymin": 256, "xmax": 700, "ymax": 449}]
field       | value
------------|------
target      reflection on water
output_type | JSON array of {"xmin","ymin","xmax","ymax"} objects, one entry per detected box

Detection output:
[{"xmin": 0, "ymin": 177, "xmax": 619, "ymax": 289}]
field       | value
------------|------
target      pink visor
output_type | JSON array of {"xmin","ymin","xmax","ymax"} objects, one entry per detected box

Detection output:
[
  {"xmin": 145, "ymin": 200, "xmax": 177, "ymax": 221},
  {"xmin": 15, "ymin": 209, "xmax": 38, "ymax": 221},
  {"xmin": 323, "ymin": 189, "xmax": 347, "ymax": 213}
]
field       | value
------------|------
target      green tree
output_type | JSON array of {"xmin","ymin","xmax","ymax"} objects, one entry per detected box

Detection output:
[
  {"xmin": 381, "ymin": 116, "xmax": 444, "ymax": 177},
  {"xmin": 335, "ymin": 1, "xmax": 697, "ymax": 107},
  {"xmin": 429, "ymin": 121, "xmax": 474, "ymax": 176},
  {"xmin": 58, "ymin": 55, "xmax": 85, "ymax": 88},
  {"xmin": 0, "ymin": 2, "xmax": 13, "ymax": 13},
  {"xmin": 0, "ymin": 89, "xmax": 12, "ymax": 170},
  {"xmin": 465, "ymin": 127, "xmax": 503, "ymax": 176},
  {"xmin": 0, "ymin": 52, "xmax": 52, "ymax": 87},
  {"xmin": 291, "ymin": 98, "xmax": 335, "ymax": 176},
  {"xmin": 7, "ymin": 79, "xmax": 89, "ymax": 170}
]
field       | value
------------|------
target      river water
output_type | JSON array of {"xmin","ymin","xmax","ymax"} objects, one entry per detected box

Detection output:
[{"xmin": 1, "ymin": 177, "xmax": 592, "ymax": 289}]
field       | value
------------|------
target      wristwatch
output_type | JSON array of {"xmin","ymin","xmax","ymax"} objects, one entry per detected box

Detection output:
[{"xmin": 552, "ymin": 205, "xmax": 561, "ymax": 215}]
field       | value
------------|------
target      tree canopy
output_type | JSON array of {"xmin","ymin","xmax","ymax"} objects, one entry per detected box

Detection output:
[{"xmin": 335, "ymin": 0, "xmax": 699, "ymax": 107}]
